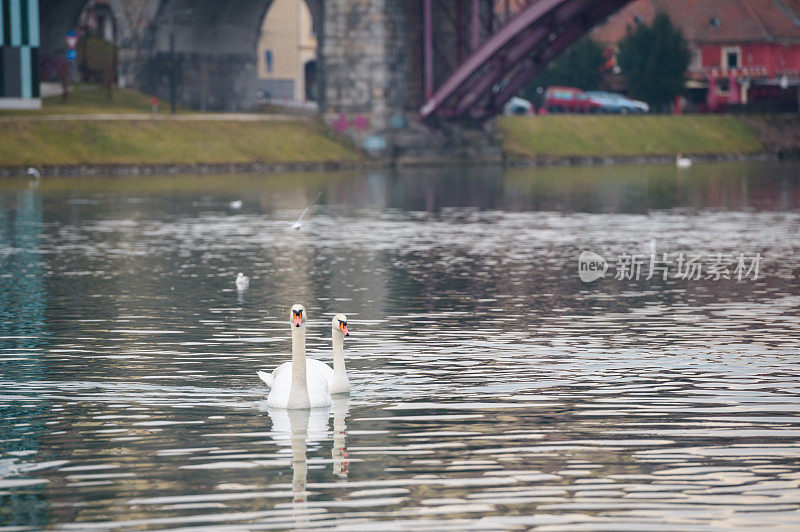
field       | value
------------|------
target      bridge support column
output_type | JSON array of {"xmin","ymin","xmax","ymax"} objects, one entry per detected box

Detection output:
[{"xmin": 321, "ymin": 0, "xmax": 410, "ymax": 151}]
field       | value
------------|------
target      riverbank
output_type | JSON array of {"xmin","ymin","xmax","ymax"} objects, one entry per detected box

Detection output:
[
  {"xmin": 1, "ymin": 85, "xmax": 798, "ymax": 175},
  {"xmin": 0, "ymin": 118, "xmax": 362, "ymax": 173},
  {"xmin": 497, "ymin": 114, "xmax": 771, "ymax": 163},
  {"xmin": 0, "ymin": 85, "xmax": 364, "ymax": 176}
]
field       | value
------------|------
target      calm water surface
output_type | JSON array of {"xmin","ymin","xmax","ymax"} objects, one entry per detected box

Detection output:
[{"xmin": 1, "ymin": 162, "xmax": 799, "ymax": 530}]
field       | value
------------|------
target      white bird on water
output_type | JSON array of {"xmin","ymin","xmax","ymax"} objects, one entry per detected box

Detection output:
[
  {"xmin": 676, "ymin": 154, "xmax": 692, "ymax": 168},
  {"xmin": 27, "ymin": 167, "xmax": 41, "ymax": 187},
  {"xmin": 229, "ymin": 200, "xmax": 243, "ymax": 210},
  {"xmin": 291, "ymin": 192, "xmax": 322, "ymax": 230},
  {"xmin": 235, "ymin": 272, "xmax": 249, "ymax": 291}
]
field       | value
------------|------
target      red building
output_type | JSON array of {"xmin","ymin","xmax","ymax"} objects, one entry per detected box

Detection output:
[{"xmin": 592, "ymin": 0, "xmax": 800, "ymax": 112}]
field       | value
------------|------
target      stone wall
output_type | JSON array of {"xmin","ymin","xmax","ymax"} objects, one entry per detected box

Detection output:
[
  {"xmin": 322, "ymin": 0, "xmax": 415, "ymax": 151},
  {"xmin": 141, "ymin": 51, "xmax": 258, "ymax": 111}
]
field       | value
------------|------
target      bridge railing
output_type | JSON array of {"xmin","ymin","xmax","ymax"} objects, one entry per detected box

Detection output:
[{"xmin": 420, "ymin": 0, "xmax": 633, "ymax": 121}]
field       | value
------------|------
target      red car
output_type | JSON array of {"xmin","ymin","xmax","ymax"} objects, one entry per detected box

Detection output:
[{"xmin": 544, "ymin": 86, "xmax": 603, "ymax": 113}]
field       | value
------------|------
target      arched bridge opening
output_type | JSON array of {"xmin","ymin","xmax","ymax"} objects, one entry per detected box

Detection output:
[
  {"xmin": 39, "ymin": 0, "xmax": 323, "ymax": 112},
  {"xmin": 144, "ymin": 0, "xmax": 322, "ymax": 112}
]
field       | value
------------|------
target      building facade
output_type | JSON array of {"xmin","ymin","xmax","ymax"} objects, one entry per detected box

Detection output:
[
  {"xmin": 592, "ymin": 0, "xmax": 800, "ymax": 112},
  {"xmin": 0, "ymin": 0, "xmax": 41, "ymax": 109},
  {"xmin": 256, "ymin": 0, "xmax": 317, "ymax": 104}
]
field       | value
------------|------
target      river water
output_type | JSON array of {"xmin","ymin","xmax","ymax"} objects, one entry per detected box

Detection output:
[{"xmin": 1, "ymin": 161, "xmax": 799, "ymax": 530}]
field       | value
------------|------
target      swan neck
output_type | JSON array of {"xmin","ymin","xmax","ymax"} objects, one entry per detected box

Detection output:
[
  {"xmin": 289, "ymin": 325, "xmax": 309, "ymax": 407},
  {"xmin": 332, "ymin": 332, "xmax": 345, "ymax": 373},
  {"xmin": 330, "ymin": 331, "xmax": 350, "ymax": 395}
]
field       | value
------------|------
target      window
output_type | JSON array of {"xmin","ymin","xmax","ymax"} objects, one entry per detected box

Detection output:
[
  {"xmin": 265, "ymin": 50, "xmax": 274, "ymax": 73},
  {"xmin": 690, "ymin": 48, "xmax": 702, "ymax": 69},
  {"xmin": 717, "ymin": 78, "xmax": 730, "ymax": 95},
  {"xmin": 723, "ymin": 47, "xmax": 741, "ymax": 69}
]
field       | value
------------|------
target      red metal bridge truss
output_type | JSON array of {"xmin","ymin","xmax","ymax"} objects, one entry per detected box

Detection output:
[{"xmin": 419, "ymin": 0, "xmax": 635, "ymax": 121}]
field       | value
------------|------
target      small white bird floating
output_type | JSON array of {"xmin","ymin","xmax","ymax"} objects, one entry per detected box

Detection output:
[
  {"xmin": 235, "ymin": 272, "xmax": 249, "ymax": 291},
  {"xmin": 229, "ymin": 200, "xmax": 243, "ymax": 210},
  {"xmin": 291, "ymin": 192, "xmax": 322, "ymax": 230},
  {"xmin": 676, "ymin": 154, "xmax": 692, "ymax": 168},
  {"xmin": 26, "ymin": 167, "xmax": 41, "ymax": 188}
]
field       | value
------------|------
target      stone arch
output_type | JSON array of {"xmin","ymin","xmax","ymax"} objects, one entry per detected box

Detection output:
[
  {"xmin": 39, "ymin": 0, "xmax": 134, "ymax": 56},
  {"xmin": 256, "ymin": 0, "xmax": 320, "ymax": 104},
  {"xmin": 141, "ymin": 0, "xmax": 322, "ymax": 111},
  {"xmin": 38, "ymin": 0, "xmax": 140, "ymax": 84},
  {"xmin": 38, "ymin": 0, "xmax": 324, "ymax": 110}
]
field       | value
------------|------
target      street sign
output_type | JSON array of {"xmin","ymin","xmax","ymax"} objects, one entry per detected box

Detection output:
[
  {"xmin": 65, "ymin": 31, "xmax": 78, "ymax": 49},
  {"xmin": 66, "ymin": 49, "xmax": 77, "ymax": 60}
]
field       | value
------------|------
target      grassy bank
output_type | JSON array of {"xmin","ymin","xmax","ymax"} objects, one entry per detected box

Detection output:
[
  {"xmin": 0, "ymin": 84, "xmax": 184, "ymax": 116},
  {"xmin": 0, "ymin": 84, "xmax": 361, "ymax": 168},
  {"xmin": 0, "ymin": 119, "xmax": 360, "ymax": 167},
  {"xmin": 499, "ymin": 115, "xmax": 765, "ymax": 159},
  {"xmin": 0, "ymin": 82, "xmax": 781, "ymax": 169}
]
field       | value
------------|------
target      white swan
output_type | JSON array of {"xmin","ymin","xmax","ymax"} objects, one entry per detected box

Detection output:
[
  {"xmin": 676, "ymin": 153, "xmax": 692, "ymax": 168},
  {"xmin": 235, "ymin": 272, "xmax": 249, "ymax": 291},
  {"xmin": 259, "ymin": 304, "xmax": 331, "ymax": 409},
  {"xmin": 260, "ymin": 313, "xmax": 350, "ymax": 396},
  {"xmin": 328, "ymin": 314, "xmax": 351, "ymax": 395}
]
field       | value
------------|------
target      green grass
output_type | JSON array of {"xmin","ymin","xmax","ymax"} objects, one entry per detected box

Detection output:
[
  {"xmin": 0, "ymin": 120, "xmax": 361, "ymax": 166},
  {"xmin": 0, "ymin": 84, "xmax": 186, "ymax": 116},
  {"xmin": 499, "ymin": 115, "xmax": 764, "ymax": 158}
]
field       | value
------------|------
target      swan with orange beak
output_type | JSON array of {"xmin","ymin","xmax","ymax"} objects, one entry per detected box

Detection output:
[
  {"xmin": 259, "ymin": 304, "xmax": 331, "ymax": 409},
  {"xmin": 329, "ymin": 314, "xmax": 351, "ymax": 395},
  {"xmin": 258, "ymin": 308, "xmax": 351, "ymax": 404}
]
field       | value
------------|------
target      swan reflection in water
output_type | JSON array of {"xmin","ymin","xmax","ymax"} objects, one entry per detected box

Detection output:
[
  {"xmin": 331, "ymin": 397, "xmax": 350, "ymax": 478},
  {"xmin": 267, "ymin": 397, "xmax": 351, "ymax": 524}
]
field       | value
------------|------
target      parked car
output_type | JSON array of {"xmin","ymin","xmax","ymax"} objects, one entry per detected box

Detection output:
[
  {"xmin": 544, "ymin": 86, "xmax": 603, "ymax": 113},
  {"xmin": 586, "ymin": 91, "xmax": 650, "ymax": 114},
  {"xmin": 503, "ymin": 96, "xmax": 533, "ymax": 115}
]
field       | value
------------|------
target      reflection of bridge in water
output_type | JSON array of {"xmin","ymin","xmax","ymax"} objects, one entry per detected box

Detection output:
[{"xmin": 39, "ymin": 1, "xmax": 632, "ymax": 144}]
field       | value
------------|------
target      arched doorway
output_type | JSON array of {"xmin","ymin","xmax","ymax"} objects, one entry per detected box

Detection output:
[
  {"xmin": 256, "ymin": 0, "xmax": 319, "ymax": 110},
  {"xmin": 304, "ymin": 59, "xmax": 318, "ymax": 102}
]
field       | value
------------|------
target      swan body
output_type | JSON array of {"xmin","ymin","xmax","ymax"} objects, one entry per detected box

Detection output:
[
  {"xmin": 676, "ymin": 154, "xmax": 692, "ymax": 168},
  {"xmin": 258, "ymin": 313, "xmax": 350, "ymax": 395},
  {"xmin": 258, "ymin": 359, "xmax": 332, "ymax": 393},
  {"xmin": 262, "ymin": 304, "xmax": 331, "ymax": 409},
  {"xmin": 235, "ymin": 272, "xmax": 249, "ymax": 290},
  {"xmin": 229, "ymin": 200, "xmax": 243, "ymax": 209}
]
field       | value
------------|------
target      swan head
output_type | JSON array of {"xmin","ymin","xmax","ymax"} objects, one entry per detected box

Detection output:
[
  {"xmin": 290, "ymin": 304, "xmax": 306, "ymax": 328},
  {"xmin": 332, "ymin": 313, "xmax": 349, "ymax": 337}
]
